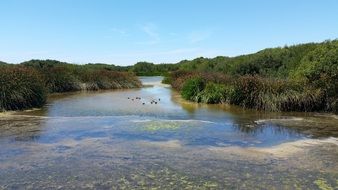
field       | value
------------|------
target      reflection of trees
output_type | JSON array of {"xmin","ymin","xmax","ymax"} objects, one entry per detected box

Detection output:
[
  {"xmin": 232, "ymin": 121, "xmax": 302, "ymax": 137},
  {"xmin": 168, "ymin": 88, "xmax": 337, "ymax": 138},
  {"xmin": 230, "ymin": 114, "xmax": 338, "ymax": 138},
  {"xmin": 0, "ymin": 116, "xmax": 45, "ymax": 142},
  {"xmin": 230, "ymin": 112, "xmax": 300, "ymax": 135}
]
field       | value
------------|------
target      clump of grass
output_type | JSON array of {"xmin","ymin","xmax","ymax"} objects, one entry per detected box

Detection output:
[
  {"xmin": 198, "ymin": 82, "xmax": 226, "ymax": 104},
  {"xmin": 44, "ymin": 66, "xmax": 82, "ymax": 93},
  {"xmin": 181, "ymin": 77, "xmax": 205, "ymax": 102},
  {"xmin": 23, "ymin": 61, "xmax": 142, "ymax": 93},
  {"xmin": 172, "ymin": 71, "xmax": 331, "ymax": 112},
  {"xmin": 0, "ymin": 67, "xmax": 47, "ymax": 111},
  {"xmin": 0, "ymin": 60, "xmax": 142, "ymax": 111},
  {"xmin": 80, "ymin": 70, "xmax": 141, "ymax": 90}
]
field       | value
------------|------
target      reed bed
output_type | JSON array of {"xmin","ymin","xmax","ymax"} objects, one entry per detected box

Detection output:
[
  {"xmin": 169, "ymin": 72, "xmax": 334, "ymax": 112},
  {"xmin": 0, "ymin": 63, "xmax": 141, "ymax": 111}
]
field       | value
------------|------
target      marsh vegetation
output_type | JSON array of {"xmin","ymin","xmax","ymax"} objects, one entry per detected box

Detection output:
[
  {"xmin": 1, "ymin": 40, "xmax": 337, "ymax": 113},
  {"xmin": 164, "ymin": 40, "xmax": 338, "ymax": 113},
  {"xmin": 0, "ymin": 60, "xmax": 141, "ymax": 111}
]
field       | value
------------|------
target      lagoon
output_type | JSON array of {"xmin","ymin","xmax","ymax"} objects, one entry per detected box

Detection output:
[{"xmin": 0, "ymin": 77, "xmax": 337, "ymax": 189}]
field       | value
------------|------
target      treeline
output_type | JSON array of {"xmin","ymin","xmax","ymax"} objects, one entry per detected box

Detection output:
[
  {"xmin": 130, "ymin": 62, "xmax": 179, "ymax": 76},
  {"xmin": 0, "ymin": 60, "xmax": 141, "ymax": 111},
  {"xmin": 165, "ymin": 40, "xmax": 338, "ymax": 113}
]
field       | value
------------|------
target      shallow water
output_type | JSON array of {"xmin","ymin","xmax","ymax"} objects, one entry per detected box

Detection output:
[{"xmin": 0, "ymin": 76, "xmax": 337, "ymax": 189}]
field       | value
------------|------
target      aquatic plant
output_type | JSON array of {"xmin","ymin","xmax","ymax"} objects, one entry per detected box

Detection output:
[
  {"xmin": 22, "ymin": 60, "xmax": 142, "ymax": 93},
  {"xmin": 172, "ymin": 72, "xmax": 332, "ymax": 112},
  {"xmin": 198, "ymin": 82, "xmax": 226, "ymax": 104},
  {"xmin": 44, "ymin": 66, "xmax": 82, "ymax": 93},
  {"xmin": 140, "ymin": 121, "xmax": 181, "ymax": 131},
  {"xmin": 181, "ymin": 77, "xmax": 205, "ymax": 102},
  {"xmin": 0, "ymin": 66, "xmax": 46, "ymax": 111},
  {"xmin": 0, "ymin": 60, "xmax": 142, "ymax": 111},
  {"xmin": 80, "ymin": 70, "xmax": 141, "ymax": 90},
  {"xmin": 160, "ymin": 40, "xmax": 337, "ymax": 113},
  {"xmin": 314, "ymin": 178, "xmax": 334, "ymax": 190}
]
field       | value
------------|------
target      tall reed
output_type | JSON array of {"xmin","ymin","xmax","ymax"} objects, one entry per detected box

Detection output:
[{"xmin": 0, "ymin": 67, "xmax": 47, "ymax": 111}]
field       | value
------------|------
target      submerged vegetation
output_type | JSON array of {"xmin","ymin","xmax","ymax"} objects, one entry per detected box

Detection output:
[
  {"xmin": 166, "ymin": 40, "xmax": 338, "ymax": 113},
  {"xmin": 0, "ymin": 60, "xmax": 141, "ymax": 111}
]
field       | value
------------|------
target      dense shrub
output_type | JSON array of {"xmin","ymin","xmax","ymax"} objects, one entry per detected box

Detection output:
[
  {"xmin": 80, "ymin": 70, "xmax": 141, "ymax": 90},
  {"xmin": 0, "ymin": 60, "xmax": 142, "ymax": 111},
  {"xmin": 181, "ymin": 77, "xmax": 205, "ymax": 102},
  {"xmin": 131, "ymin": 62, "xmax": 179, "ymax": 76},
  {"xmin": 44, "ymin": 67, "xmax": 81, "ymax": 93},
  {"xmin": 292, "ymin": 40, "xmax": 338, "ymax": 112},
  {"xmin": 173, "ymin": 71, "xmax": 331, "ymax": 112},
  {"xmin": 198, "ymin": 82, "xmax": 226, "ymax": 104},
  {"xmin": 22, "ymin": 60, "xmax": 142, "ymax": 93},
  {"xmin": 0, "ymin": 67, "xmax": 46, "ymax": 111}
]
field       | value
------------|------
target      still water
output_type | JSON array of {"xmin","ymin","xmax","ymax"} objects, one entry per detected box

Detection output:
[{"xmin": 0, "ymin": 77, "xmax": 337, "ymax": 189}]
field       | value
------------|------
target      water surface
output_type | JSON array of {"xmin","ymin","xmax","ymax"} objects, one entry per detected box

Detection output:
[{"xmin": 0, "ymin": 76, "xmax": 337, "ymax": 189}]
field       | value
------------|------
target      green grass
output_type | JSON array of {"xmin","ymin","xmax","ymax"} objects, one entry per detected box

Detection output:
[
  {"xmin": 181, "ymin": 77, "xmax": 205, "ymax": 102},
  {"xmin": 21, "ymin": 60, "xmax": 142, "ymax": 93},
  {"xmin": 0, "ymin": 61, "xmax": 142, "ymax": 111},
  {"xmin": 173, "ymin": 73, "xmax": 334, "ymax": 112},
  {"xmin": 0, "ymin": 67, "xmax": 47, "ymax": 111},
  {"xmin": 197, "ymin": 82, "xmax": 226, "ymax": 104}
]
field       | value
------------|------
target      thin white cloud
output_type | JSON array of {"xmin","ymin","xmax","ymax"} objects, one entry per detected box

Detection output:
[
  {"xmin": 105, "ymin": 27, "xmax": 129, "ymax": 39},
  {"xmin": 137, "ymin": 23, "xmax": 160, "ymax": 45},
  {"xmin": 110, "ymin": 28, "xmax": 127, "ymax": 36},
  {"xmin": 188, "ymin": 30, "xmax": 213, "ymax": 43}
]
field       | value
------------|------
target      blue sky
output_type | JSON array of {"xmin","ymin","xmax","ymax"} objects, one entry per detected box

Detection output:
[{"xmin": 1, "ymin": 0, "xmax": 338, "ymax": 65}]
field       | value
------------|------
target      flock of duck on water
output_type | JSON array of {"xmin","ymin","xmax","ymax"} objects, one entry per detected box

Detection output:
[{"xmin": 127, "ymin": 97, "xmax": 160, "ymax": 105}]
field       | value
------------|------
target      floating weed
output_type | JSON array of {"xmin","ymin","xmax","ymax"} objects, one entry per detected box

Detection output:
[
  {"xmin": 113, "ymin": 167, "xmax": 219, "ymax": 189},
  {"xmin": 293, "ymin": 184, "xmax": 302, "ymax": 190},
  {"xmin": 139, "ymin": 121, "xmax": 185, "ymax": 131},
  {"xmin": 137, "ymin": 119, "xmax": 206, "ymax": 132},
  {"xmin": 203, "ymin": 181, "xmax": 219, "ymax": 188},
  {"xmin": 314, "ymin": 178, "xmax": 334, "ymax": 190}
]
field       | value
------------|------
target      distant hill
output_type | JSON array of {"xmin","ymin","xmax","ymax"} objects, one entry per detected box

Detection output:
[{"xmin": 0, "ymin": 61, "xmax": 8, "ymax": 65}]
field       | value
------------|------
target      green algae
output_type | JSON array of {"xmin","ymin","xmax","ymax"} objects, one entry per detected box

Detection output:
[
  {"xmin": 113, "ymin": 167, "xmax": 220, "ymax": 189},
  {"xmin": 314, "ymin": 178, "xmax": 334, "ymax": 190},
  {"xmin": 140, "ymin": 121, "xmax": 181, "ymax": 131},
  {"xmin": 137, "ymin": 120, "xmax": 203, "ymax": 131}
]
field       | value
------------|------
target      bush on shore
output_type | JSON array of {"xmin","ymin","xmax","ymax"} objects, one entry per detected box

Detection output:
[
  {"xmin": 0, "ymin": 67, "xmax": 47, "ymax": 111},
  {"xmin": 173, "ymin": 73, "xmax": 333, "ymax": 112},
  {"xmin": 0, "ymin": 61, "xmax": 142, "ymax": 111},
  {"xmin": 80, "ymin": 70, "xmax": 142, "ymax": 90},
  {"xmin": 181, "ymin": 77, "xmax": 205, "ymax": 102},
  {"xmin": 21, "ymin": 60, "xmax": 142, "ymax": 93}
]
